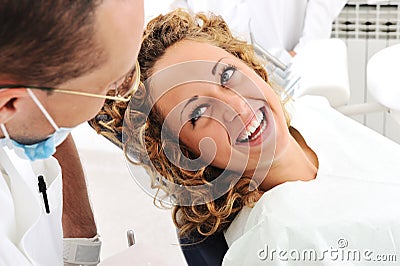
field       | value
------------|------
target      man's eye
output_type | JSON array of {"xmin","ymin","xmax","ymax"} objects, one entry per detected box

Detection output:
[
  {"xmin": 221, "ymin": 66, "xmax": 236, "ymax": 86},
  {"xmin": 190, "ymin": 104, "xmax": 209, "ymax": 126}
]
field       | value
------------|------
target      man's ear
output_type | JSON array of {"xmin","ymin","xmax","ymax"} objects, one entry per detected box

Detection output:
[{"xmin": 0, "ymin": 88, "xmax": 29, "ymax": 124}]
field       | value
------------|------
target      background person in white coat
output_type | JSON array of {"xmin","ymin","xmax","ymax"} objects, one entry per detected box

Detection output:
[
  {"xmin": 170, "ymin": 0, "xmax": 347, "ymax": 60},
  {"xmin": 0, "ymin": 1, "xmax": 144, "ymax": 265}
]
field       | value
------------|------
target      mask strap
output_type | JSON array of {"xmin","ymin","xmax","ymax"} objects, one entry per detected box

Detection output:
[
  {"xmin": 27, "ymin": 89, "xmax": 59, "ymax": 131},
  {"xmin": 0, "ymin": 124, "xmax": 10, "ymax": 139}
]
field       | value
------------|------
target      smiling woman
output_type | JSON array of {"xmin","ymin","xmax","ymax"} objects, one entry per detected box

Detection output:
[
  {"xmin": 91, "ymin": 9, "xmax": 286, "ymax": 237},
  {"xmin": 146, "ymin": 44, "xmax": 294, "ymax": 181},
  {"xmin": 90, "ymin": 8, "xmax": 400, "ymax": 266},
  {"xmin": 91, "ymin": 7, "xmax": 319, "ymax": 239}
]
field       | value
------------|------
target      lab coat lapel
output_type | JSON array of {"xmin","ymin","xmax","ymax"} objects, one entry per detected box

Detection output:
[{"xmin": 0, "ymin": 145, "xmax": 41, "ymax": 243}]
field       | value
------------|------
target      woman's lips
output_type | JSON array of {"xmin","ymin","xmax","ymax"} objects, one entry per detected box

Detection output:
[{"xmin": 236, "ymin": 107, "xmax": 269, "ymax": 145}]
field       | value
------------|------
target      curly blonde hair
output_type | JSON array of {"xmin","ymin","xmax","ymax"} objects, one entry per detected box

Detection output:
[{"xmin": 90, "ymin": 9, "xmax": 288, "ymax": 239}]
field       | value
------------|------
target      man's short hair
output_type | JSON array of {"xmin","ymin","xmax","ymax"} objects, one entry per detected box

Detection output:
[{"xmin": 0, "ymin": 0, "xmax": 106, "ymax": 86}]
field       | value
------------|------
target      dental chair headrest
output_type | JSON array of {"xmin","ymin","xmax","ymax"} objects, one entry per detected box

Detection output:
[
  {"xmin": 291, "ymin": 38, "xmax": 350, "ymax": 107},
  {"xmin": 367, "ymin": 43, "xmax": 400, "ymax": 124}
]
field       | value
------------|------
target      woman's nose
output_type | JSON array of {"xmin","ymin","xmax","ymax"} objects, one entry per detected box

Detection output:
[{"xmin": 221, "ymin": 91, "xmax": 252, "ymax": 122}]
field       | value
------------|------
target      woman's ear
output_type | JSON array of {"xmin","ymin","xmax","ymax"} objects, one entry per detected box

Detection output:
[{"xmin": 0, "ymin": 88, "xmax": 29, "ymax": 124}]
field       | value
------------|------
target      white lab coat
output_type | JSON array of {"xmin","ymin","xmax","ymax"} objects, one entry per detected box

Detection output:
[
  {"xmin": 170, "ymin": 0, "xmax": 347, "ymax": 58},
  {"xmin": 0, "ymin": 142, "xmax": 63, "ymax": 265}
]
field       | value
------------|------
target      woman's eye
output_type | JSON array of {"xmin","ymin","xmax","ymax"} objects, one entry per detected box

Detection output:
[
  {"xmin": 190, "ymin": 104, "xmax": 209, "ymax": 126},
  {"xmin": 220, "ymin": 67, "xmax": 236, "ymax": 86}
]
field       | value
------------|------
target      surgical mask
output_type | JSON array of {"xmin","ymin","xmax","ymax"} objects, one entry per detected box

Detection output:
[{"xmin": 0, "ymin": 89, "xmax": 75, "ymax": 161}]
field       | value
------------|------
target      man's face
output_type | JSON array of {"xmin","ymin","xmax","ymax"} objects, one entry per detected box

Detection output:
[{"xmin": 9, "ymin": 0, "xmax": 144, "ymax": 144}]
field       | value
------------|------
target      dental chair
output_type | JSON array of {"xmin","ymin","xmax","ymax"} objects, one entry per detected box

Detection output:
[{"xmin": 366, "ymin": 43, "xmax": 400, "ymax": 124}]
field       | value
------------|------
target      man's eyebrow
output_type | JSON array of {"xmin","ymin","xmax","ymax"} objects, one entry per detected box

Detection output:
[
  {"xmin": 180, "ymin": 95, "xmax": 199, "ymax": 123},
  {"xmin": 212, "ymin": 57, "xmax": 226, "ymax": 75}
]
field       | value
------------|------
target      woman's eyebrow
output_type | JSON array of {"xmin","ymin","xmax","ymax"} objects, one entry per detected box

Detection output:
[
  {"xmin": 180, "ymin": 95, "xmax": 199, "ymax": 123},
  {"xmin": 184, "ymin": 95, "xmax": 199, "ymax": 109},
  {"xmin": 212, "ymin": 57, "xmax": 226, "ymax": 75}
]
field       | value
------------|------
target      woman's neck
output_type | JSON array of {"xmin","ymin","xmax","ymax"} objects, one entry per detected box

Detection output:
[{"xmin": 259, "ymin": 127, "xmax": 318, "ymax": 191}]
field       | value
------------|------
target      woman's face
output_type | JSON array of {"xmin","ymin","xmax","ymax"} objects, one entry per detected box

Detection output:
[{"xmin": 149, "ymin": 40, "xmax": 290, "ymax": 178}]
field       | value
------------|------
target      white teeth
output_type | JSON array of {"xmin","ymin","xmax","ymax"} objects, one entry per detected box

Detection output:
[
  {"xmin": 256, "ymin": 111, "xmax": 263, "ymax": 123},
  {"xmin": 237, "ymin": 109, "xmax": 267, "ymax": 142}
]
